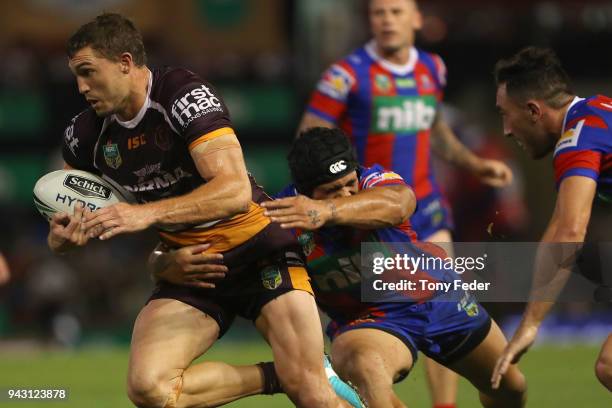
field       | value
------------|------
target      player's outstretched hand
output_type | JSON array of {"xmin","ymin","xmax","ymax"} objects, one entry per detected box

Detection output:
[
  {"xmin": 152, "ymin": 244, "xmax": 228, "ymax": 289},
  {"xmin": 475, "ymin": 158, "xmax": 513, "ymax": 188},
  {"xmin": 491, "ymin": 325, "xmax": 538, "ymax": 389},
  {"xmin": 262, "ymin": 196, "xmax": 332, "ymax": 230},
  {"xmin": 48, "ymin": 202, "xmax": 91, "ymax": 253},
  {"xmin": 0, "ymin": 253, "xmax": 10, "ymax": 286},
  {"xmin": 83, "ymin": 202, "xmax": 155, "ymax": 240}
]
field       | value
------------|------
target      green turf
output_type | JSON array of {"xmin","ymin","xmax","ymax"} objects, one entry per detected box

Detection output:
[{"xmin": 0, "ymin": 342, "xmax": 609, "ymax": 407}]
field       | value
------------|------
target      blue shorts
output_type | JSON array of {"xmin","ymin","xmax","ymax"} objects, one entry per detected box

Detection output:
[
  {"xmin": 326, "ymin": 293, "xmax": 491, "ymax": 382},
  {"xmin": 410, "ymin": 192, "xmax": 454, "ymax": 240}
]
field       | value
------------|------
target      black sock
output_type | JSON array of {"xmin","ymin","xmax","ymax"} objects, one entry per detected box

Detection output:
[{"xmin": 257, "ymin": 361, "xmax": 283, "ymax": 395}]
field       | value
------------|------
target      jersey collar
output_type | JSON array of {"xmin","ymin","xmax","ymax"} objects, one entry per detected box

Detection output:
[
  {"xmin": 365, "ymin": 40, "xmax": 418, "ymax": 76},
  {"xmin": 113, "ymin": 69, "xmax": 153, "ymax": 129},
  {"xmin": 561, "ymin": 95, "xmax": 585, "ymax": 131}
]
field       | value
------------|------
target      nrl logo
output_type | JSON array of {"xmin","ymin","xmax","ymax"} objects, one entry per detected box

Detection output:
[{"xmin": 63, "ymin": 175, "xmax": 112, "ymax": 200}]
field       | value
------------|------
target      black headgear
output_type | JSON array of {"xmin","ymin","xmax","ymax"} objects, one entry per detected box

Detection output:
[{"xmin": 288, "ymin": 127, "xmax": 359, "ymax": 195}]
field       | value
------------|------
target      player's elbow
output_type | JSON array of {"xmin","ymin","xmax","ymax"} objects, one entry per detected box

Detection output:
[
  {"xmin": 227, "ymin": 178, "xmax": 252, "ymax": 215},
  {"xmin": 553, "ymin": 223, "xmax": 587, "ymax": 242},
  {"xmin": 394, "ymin": 186, "xmax": 416, "ymax": 223}
]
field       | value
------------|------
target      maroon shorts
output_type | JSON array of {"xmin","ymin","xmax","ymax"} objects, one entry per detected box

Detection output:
[{"xmin": 148, "ymin": 222, "xmax": 312, "ymax": 337}]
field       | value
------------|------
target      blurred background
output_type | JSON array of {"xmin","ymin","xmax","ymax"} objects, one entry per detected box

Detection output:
[{"xmin": 0, "ymin": 0, "xmax": 611, "ymax": 406}]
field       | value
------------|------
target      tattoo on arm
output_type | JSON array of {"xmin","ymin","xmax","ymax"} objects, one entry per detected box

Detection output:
[
  {"xmin": 326, "ymin": 200, "xmax": 338, "ymax": 223},
  {"xmin": 307, "ymin": 210, "xmax": 321, "ymax": 226}
]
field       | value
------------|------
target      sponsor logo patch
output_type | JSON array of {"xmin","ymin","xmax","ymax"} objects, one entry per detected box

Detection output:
[
  {"xmin": 261, "ymin": 265, "xmax": 282, "ymax": 290},
  {"xmin": 365, "ymin": 171, "xmax": 404, "ymax": 187},
  {"xmin": 329, "ymin": 160, "xmax": 347, "ymax": 174},
  {"xmin": 458, "ymin": 293, "xmax": 480, "ymax": 317},
  {"xmin": 317, "ymin": 65, "xmax": 354, "ymax": 100},
  {"xmin": 554, "ymin": 119, "xmax": 584, "ymax": 155},
  {"xmin": 64, "ymin": 113, "xmax": 83, "ymax": 156},
  {"xmin": 396, "ymin": 78, "xmax": 416, "ymax": 89},
  {"xmin": 103, "ymin": 143, "xmax": 122, "ymax": 169},
  {"xmin": 298, "ymin": 232, "xmax": 315, "ymax": 257},
  {"xmin": 124, "ymin": 166, "xmax": 193, "ymax": 193},
  {"xmin": 154, "ymin": 125, "xmax": 174, "ymax": 151},
  {"xmin": 374, "ymin": 73, "xmax": 392, "ymax": 93},
  {"xmin": 63, "ymin": 175, "xmax": 112, "ymax": 200},
  {"xmin": 171, "ymin": 84, "xmax": 223, "ymax": 129},
  {"xmin": 418, "ymin": 74, "xmax": 435, "ymax": 92},
  {"xmin": 372, "ymin": 95, "xmax": 437, "ymax": 133}
]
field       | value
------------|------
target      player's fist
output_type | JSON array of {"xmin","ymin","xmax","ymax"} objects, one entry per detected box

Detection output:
[{"xmin": 474, "ymin": 158, "xmax": 513, "ymax": 188}]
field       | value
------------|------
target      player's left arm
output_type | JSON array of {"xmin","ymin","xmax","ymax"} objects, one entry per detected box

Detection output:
[
  {"xmin": 84, "ymin": 133, "xmax": 251, "ymax": 240},
  {"xmin": 262, "ymin": 184, "xmax": 415, "ymax": 230},
  {"xmin": 492, "ymin": 175, "xmax": 595, "ymax": 388},
  {"xmin": 522, "ymin": 175, "xmax": 595, "ymax": 326},
  {"xmin": 431, "ymin": 111, "xmax": 513, "ymax": 187},
  {"xmin": 0, "ymin": 252, "xmax": 10, "ymax": 286}
]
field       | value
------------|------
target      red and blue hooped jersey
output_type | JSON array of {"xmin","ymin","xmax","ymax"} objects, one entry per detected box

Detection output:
[
  {"xmin": 553, "ymin": 95, "xmax": 612, "ymax": 201},
  {"xmin": 306, "ymin": 41, "xmax": 447, "ymax": 200},
  {"xmin": 276, "ymin": 165, "xmax": 451, "ymax": 320}
]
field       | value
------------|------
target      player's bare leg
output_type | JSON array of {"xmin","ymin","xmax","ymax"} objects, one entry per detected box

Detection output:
[
  {"xmin": 447, "ymin": 320, "xmax": 526, "ymax": 408},
  {"xmin": 331, "ymin": 328, "xmax": 413, "ymax": 408},
  {"xmin": 256, "ymin": 290, "xmax": 356, "ymax": 408},
  {"xmin": 423, "ymin": 229, "xmax": 459, "ymax": 408},
  {"xmin": 595, "ymin": 333, "xmax": 612, "ymax": 391},
  {"xmin": 127, "ymin": 299, "xmax": 265, "ymax": 408}
]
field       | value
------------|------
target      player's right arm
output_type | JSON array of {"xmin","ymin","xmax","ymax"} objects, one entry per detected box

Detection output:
[
  {"xmin": 297, "ymin": 112, "xmax": 335, "ymax": 135},
  {"xmin": 296, "ymin": 63, "xmax": 354, "ymax": 136}
]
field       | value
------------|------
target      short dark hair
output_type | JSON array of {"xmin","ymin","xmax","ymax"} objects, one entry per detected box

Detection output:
[
  {"xmin": 67, "ymin": 13, "xmax": 147, "ymax": 66},
  {"xmin": 494, "ymin": 47, "xmax": 572, "ymax": 108},
  {"xmin": 288, "ymin": 127, "xmax": 359, "ymax": 195}
]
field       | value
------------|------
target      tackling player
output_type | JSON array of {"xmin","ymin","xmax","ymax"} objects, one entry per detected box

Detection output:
[
  {"xmin": 298, "ymin": 1, "xmax": 513, "ymax": 405},
  {"xmin": 47, "ymin": 13, "xmax": 364, "ymax": 408},
  {"xmin": 159, "ymin": 128, "xmax": 527, "ymax": 407},
  {"xmin": 491, "ymin": 46, "xmax": 612, "ymax": 392}
]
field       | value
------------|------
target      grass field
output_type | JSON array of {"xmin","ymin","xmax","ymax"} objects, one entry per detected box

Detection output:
[{"xmin": 0, "ymin": 342, "xmax": 609, "ymax": 407}]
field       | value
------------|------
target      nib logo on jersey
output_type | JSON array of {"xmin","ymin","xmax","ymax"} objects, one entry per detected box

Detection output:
[
  {"xmin": 171, "ymin": 85, "xmax": 223, "ymax": 128},
  {"xmin": 63, "ymin": 175, "xmax": 112, "ymax": 200},
  {"xmin": 372, "ymin": 95, "xmax": 437, "ymax": 133}
]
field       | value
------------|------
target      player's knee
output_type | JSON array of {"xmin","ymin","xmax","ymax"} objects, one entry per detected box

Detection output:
[
  {"xmin": 336, "ymin": 349, "xmax": 387, "ymax": 387},
  {"xmin": 595, "ymin": 355, "xmax": 612, "ymax": 391},
  {"xmin": 127, "ymin": 370, "xmax": 183, "ymax": 408}
]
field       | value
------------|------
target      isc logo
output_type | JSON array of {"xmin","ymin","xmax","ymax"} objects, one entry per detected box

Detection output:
[{"xmin": 128, "ymin": 134, "xmax": 146, "ymax": 150}]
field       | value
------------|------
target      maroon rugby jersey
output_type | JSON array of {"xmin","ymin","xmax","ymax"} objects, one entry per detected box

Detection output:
[{"xmin": 62, "ymin": 67, "xmax": 270, "ymax": 251}]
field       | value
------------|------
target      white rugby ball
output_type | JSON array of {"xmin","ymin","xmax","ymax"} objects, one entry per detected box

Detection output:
[{"xmin": 33, "ymin": 169, "xmax": 129, "ymax": 221}]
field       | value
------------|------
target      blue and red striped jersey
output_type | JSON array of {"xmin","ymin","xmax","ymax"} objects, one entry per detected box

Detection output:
[
  {"xmin": 276, "ymin": 165, "xmax": 452, "ymax": 319},
  {"xmin": 553, "ymin": 95, "xmax": 612, "ymax": 201},
  {"xmin": 306, "ymin": 41, "xmax": 447, "ymax": 199}
]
